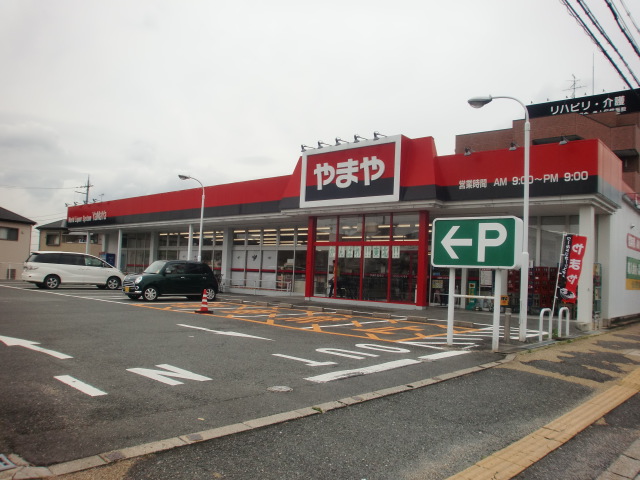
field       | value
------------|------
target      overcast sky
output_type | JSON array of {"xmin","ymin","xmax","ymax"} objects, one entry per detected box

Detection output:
[{"xmin": 1, "ymin": 0, "xmax": 639, "ymax": 226}]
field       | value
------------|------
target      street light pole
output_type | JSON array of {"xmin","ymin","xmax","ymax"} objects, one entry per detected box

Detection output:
[
  {"xmin": 468, "ymin": 95, "xmax": 530, "ymax": 342},
  {"xmin": 178, "ymin": 174, "xmax": 205, "ymax": 262}
]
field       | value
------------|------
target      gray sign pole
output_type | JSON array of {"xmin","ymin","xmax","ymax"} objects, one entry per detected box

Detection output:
[
  {"xmin": 447, "ymin": 267, "xmax": 455, "ymax": 345},
  {"xmin": 492, "ymin": 273, "xmax": 502, "ymax": 351}
]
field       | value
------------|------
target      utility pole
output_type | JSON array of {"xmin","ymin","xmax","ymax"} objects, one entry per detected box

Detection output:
[
  {"xmin": 74, "ymin": 176, "xmax": 93, "ymax": 204},
  {"xmin": 74, "ymin": 175, "xmax": 94, "ymax": 253}
]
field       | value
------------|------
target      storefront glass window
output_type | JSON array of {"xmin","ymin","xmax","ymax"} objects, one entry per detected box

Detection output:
[
  {"xmin": 314, "ymin": 246, "xmax": 332, "ymax": 296},
  {"xmin": 294, "ymin": 249, "xmax": 306, "ymax": 293},
  {"xmin": 263, "ymin": 229, "xmax": 278, "ymax": 246},
  {"xmin": 339, "ymin": 215, "xmax": 362, "ymax": 242},
  {"xmin": 365, "ymin": 214, "xmax": 389, "ymax": 241},
  {"xmin": 295, "ymin": 227, "xmax": 308, "ymax": 246},
  {"xmin": 167, "ymin": 234, "xmax": 179, "ymax": 247},
  {"xmin": 392, "ymin": 214, "xmax": 420, "ymax": 241},
  {"xmin": 247, "ymin": 230, "xmax": 261, "ymax": 246},
  {"xmin": 233, "ymin": 230, "xmax": 246, "ymax": 246},
  {"xmin": 279, "ymin": 228, "xmax": 295, "ymax": 245},
  {"xmin": 277, "ymin": 250, "xmax": 295, "ymax": 291},
  {"xmin": 540, "ymin": 217, "xmax": 565, "ymax": 267},
  {"xmin": 209, "ymin": 231, "xmax": 220, "ymax": 247},
  {"xmin": 316, "ymin": 217, "xmax": 337, "ymax": 243},
  {"xmin": 202, "ymin": 231, "xmax": 214, "ymax": 247}
]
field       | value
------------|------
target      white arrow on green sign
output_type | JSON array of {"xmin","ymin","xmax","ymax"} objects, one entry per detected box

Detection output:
[{"xmin": 431, "ymin": 216, "xmax": 523, "ymax": 269}]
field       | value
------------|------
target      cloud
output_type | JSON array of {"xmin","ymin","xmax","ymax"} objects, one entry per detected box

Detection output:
[{"xmin": 0, "ymin": 122, "xmax": 63, "ymax": 152}]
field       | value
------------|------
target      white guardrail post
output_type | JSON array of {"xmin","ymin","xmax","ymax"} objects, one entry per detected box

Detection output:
[
  {"xmin": 558, "ymin": 306, "xmax": 571, "ymax": 338},
  {"xmin": 539, "ymin": 308, "xmax": 553, "ymax": 342}
]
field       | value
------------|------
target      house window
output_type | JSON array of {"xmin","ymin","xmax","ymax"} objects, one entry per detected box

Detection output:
[
  {"xmin": 46, "ymin": 233, "xmax": 61, "ymax": 246},
  {"xmin": 0, "ymin": 227, "xmax": 19, "ymax": 241}
]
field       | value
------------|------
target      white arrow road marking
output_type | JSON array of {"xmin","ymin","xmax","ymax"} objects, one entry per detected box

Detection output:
[
  {"xmin": 0, "ymin": 335, "xmax": 72, "ymax": 359},
  {"xmin": 177, "ymin": 324, "xmax": 273, "ymax": 340},
  {"xmin": 127, "ymin": 364, "xmax": 212, "ymax": 386},
  {"xmin": 442, "ymin": 226, "xmax": 473, "ymax": 259},
  {"xmin": 54, "ymin": 375, "xmax": 107, "ymax": 396}
]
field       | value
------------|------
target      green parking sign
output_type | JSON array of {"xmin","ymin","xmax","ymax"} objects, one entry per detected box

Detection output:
[{"xmin": 431, "ymin": 216, "xmax": 523, "ymax": 269}]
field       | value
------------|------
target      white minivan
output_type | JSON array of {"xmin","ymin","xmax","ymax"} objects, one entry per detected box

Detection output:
[{"xmin": 21, "ymin": 251, "xmax": 124, "ymax": 290}]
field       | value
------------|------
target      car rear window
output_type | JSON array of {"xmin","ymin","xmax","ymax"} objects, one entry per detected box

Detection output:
[{"xmin": 27, "ymin": 253, "xmax": 62, "ymax": 264}]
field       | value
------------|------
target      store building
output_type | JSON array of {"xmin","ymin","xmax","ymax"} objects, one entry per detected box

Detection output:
[{"xmin": 66, "ymin": 91, "xmax": 640, "ymax": 328}]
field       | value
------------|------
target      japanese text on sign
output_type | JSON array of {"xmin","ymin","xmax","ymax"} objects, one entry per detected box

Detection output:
[{"xmin": 313, "ymin": 156, "xmax": 385, "ymax": 190}]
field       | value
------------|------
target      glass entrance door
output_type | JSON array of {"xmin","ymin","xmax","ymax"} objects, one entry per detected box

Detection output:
[{"xmin": 390, "ymin": 246, "xmax": 418, "ymax": 303}]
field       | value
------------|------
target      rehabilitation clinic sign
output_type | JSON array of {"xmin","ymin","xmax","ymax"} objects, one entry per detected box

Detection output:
[{"xmin": 299, "ymin": 135, "xmax": 401, "ymax": 208}]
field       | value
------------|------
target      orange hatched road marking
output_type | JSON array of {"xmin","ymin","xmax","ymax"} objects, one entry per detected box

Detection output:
[{"xmin": 141, "ymin": 301, "xmax": 484, "ymax": 344}]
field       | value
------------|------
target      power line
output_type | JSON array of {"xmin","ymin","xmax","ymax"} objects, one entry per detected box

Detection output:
[
  {"xmin": 560, "ymin": 0, "xmax": 638, "ymax": 90},
  {"xmin": 603, "ymin": 0, "xmax": 640, "ymax": 59},
  {"xmin": 0, "ymin": 185, "xmax": 84, "ymax": 190},
  {"xmin": 619, "ymin": 0, "xmax": 640, "ymax": 37},
  {"xmin": 574, "ymin": 0, "xmax": 640, "ymax": 86}
]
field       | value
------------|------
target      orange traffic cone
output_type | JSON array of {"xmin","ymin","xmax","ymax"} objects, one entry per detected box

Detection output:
[{"xmin": 195, "ymin": 289, "xmax": 212, "ymax": 314}]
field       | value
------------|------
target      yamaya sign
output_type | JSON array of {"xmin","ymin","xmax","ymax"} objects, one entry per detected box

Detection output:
[
  {"xmin": 299, "ymin": 135, "xmax": 401, "ymax": 207},
  {"xmin": 556, "ymin": 233, "xmax": 588, "ymax": 303},
  {"xmin": 431, "ymin": 216, "xmax": 523, "ymax": 269}
]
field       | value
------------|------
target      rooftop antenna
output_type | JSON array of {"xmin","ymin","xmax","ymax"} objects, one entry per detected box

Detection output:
[{"xmin": 564, "ymin": 74, "xmax": 587, "ymax": 98}]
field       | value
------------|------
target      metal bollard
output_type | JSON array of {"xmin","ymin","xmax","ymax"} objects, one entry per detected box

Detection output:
[{"xmin": 503, "ymin": 308, "xmax": 512, "ymax": 343}]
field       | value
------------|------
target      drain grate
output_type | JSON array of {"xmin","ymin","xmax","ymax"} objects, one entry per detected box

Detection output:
[
  {"xmin": 0, "ymin": 454, "xmax": 16, "ymax": 472},
  {"xmin": 267, "ymin": 385, "xmax": 293, "ymax": 393}
]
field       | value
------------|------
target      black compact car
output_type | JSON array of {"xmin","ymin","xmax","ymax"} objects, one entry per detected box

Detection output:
[{"xmin": 122, "ymin": 260, "xmax": 218, "ymax": 301}]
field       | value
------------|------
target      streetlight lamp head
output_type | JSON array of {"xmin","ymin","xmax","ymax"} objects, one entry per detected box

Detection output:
[
  {"xmin": 178, "ymin": 174, "xmax": 190, "ymax": 180},
  {"xmin": 468, "ymin": 96, "xmax": 493, "ymax": 109}
]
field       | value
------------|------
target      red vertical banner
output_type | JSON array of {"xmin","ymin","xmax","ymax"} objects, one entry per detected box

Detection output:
[{"xmin": 556, "ymin": 234, "xmax": 588, "ymax": 303}]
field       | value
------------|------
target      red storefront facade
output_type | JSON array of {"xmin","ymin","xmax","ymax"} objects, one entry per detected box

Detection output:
[{"xmin": 66, "ymin": 133, "xmax": 632, "ymax": 315}]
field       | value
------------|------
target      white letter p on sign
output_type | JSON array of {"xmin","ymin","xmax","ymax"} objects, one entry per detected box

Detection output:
[{"xmin": 478, "ymin": 223, "xmax": 507, "ymax": 261}]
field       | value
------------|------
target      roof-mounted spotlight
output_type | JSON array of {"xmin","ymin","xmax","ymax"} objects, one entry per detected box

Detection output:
[
  {"xmin": 353, "ymin": 134, "xmax": 368, "ymax": 143},
  {"xmin": 464, "ymin": 147, "xmax": 473, "ymax": 156},
  {"xmin": 373, "ymin": 131, "xmax": 387, "ymax": 140},
  {"xmin": 301, "ymin": 144, "xmax": 314, "ymax": 152},
  {"xmin": 559, "ymin": 136, "xmax": 569, "ymax": 145},
  {"xmin": 335, "ymin": 137, "xmax": 349, "ymax": 146},
  {"xmin": 317, "ymin": 141, "xmax": 331, "ymax": 149},
  {"xmin": 509, "ymin": 142, "xmax": 518, "ymax": 151}
]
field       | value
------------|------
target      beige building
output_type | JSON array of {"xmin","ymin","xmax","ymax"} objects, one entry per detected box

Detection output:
[
  {"xmin": 36, "ymin": 219, "xmax": 103, "ymax": 257},
  {"xmin": 0, "ymin": 207, "xmax": 36, "ymax": 279}
]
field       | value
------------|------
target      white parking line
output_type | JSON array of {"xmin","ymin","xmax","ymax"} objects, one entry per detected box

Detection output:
[
  {"xmin": 418, "ymin": 351, "xmax": 470, "ymax": 361},
  {"xmin": 305, "ymin": 359, "xmax": 421, "ymax": 383},
  {"xmin": 54, "ymin": 375, "xmax": 108, "ymax": 397},
  {"xmin": 177, "ymin": 324, "xmax": 273, "ymax": 340}
]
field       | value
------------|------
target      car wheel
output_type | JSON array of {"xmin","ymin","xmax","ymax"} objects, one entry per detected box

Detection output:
[
  {"xmin": 205, "ymin": 287, "xmax": 217, "ymax": 301},
  {"xmin": 44, "ymin": 275, "xmax": 60, "ymax": 289},
  {"xmin": 127, "ymin": 294, "xmax": 141, "ymax": 300},
  {"xmin": 105, "ymin": 277, "xmax": 121, "ymax": 290},
  {"xmin": 143, "ymin": 286, "xmax": 159, "ymax": 301}
]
